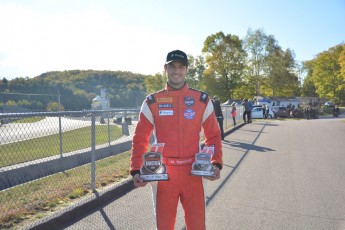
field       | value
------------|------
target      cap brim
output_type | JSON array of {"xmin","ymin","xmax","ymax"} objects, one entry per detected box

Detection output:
[{"xmin": 165, "ymin": 59, "xmax": 188, "ymax": 65}]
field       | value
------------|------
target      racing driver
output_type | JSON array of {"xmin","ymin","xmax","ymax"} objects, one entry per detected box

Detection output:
[{"xmin": 130, "ymin": 49, "xmax": 223, "ymax": 230}]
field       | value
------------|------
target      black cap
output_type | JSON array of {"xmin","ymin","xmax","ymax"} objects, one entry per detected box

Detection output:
[{"xmin": 165, "ymin": 50, "xmax": 188, "ymax": 65}]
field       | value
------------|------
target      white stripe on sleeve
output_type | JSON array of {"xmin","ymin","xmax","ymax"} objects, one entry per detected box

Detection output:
[
  {"xmin": 141, "ymin": 101, "xmax": 154, "ymax": 125},
  {"xmin": 202, "ymin": 100, "xmax": 214, "ymax": 123}
]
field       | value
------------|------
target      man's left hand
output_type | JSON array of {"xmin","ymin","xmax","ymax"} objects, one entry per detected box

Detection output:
[{"xmin": 204, "ymin": 165, "xmax": 220, "ymax": 181}]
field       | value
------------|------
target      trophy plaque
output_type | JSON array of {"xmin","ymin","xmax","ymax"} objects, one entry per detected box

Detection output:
[
  {"xmin": 191, "ymin": 146, "xmax": 215, "ymax": 176},
  {"xmin": 140, "ymin": 143, "xmax": 168, "ymax": 181}
]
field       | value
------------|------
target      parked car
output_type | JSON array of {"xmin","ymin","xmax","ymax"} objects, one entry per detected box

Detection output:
[
  {"xmin": 113, "ymin": 115, "xmax": 132, "ymax": 125},
  {"xmin": 289, "ymin": 109, "xmax": 304, "ymax": 118},
  {"xmin": 272, "ymin": 106, "xmax": 289, "ymax": 118},
  {"xmin": 251, "ymin": 107, "xmax": 274, "ymax": 119},
  {"xmin": 324, "ymin": 101, "xmax": 334, "ymax": 108}
]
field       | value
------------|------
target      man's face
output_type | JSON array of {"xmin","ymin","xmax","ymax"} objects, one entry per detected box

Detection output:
[{"xmin": 165, "ymin": 61, "xmax": 188, "ymax": 89}]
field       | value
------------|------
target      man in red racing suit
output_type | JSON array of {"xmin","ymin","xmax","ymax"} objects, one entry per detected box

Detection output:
[{"xmin": 130, "ymin": 50, "xmax": 223, "ymax": 230}]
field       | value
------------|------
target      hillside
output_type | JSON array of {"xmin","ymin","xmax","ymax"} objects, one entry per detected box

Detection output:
[{"xmin": 0, "ymin": 70, "xmax": 148, "ymax": 111}]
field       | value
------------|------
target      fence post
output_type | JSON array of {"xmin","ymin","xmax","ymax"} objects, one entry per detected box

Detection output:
[
  {"xmin": 58, "ymin": 114, "xmax": 63, "ymax": 158},
  {"xmin": 56, "ymin": 89, "xmax": 63, "ymax": 159},
  {"xmin": 224, "ymin": 107, "xmax": 228, "ymax": 129},
  {"xmin": 91, "ymin": 112, "xmax": 96, "ymax": 192},
  {"xmin": 107, "ymin": 112, "xmax": 111, "ymax": 147}
]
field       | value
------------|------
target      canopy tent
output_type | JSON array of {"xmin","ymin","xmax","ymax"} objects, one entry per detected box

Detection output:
[
  {"xmin": 258, "ymin": 98, "xmax": 271, "ymax": 103},
  {"xmin": 222, "ymin": 99, "xmax": 241, "ymax": 106}
]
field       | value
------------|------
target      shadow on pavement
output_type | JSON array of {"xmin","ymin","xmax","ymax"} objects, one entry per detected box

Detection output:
[{"xmin": 205, "ymin": 121, "xmax": 273, "ymax": 208}]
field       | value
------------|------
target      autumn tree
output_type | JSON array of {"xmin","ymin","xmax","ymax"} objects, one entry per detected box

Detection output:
[
  {"xmin": 202, "ymin": 32, "xmax": 246, "ymax": 101},
  {"xmin": 306, "ymin": 44, "xmax": 344, "ymax": 102}
]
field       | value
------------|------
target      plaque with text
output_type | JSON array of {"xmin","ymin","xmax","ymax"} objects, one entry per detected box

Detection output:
[
  {"xmin": 140, "ymin": 143, "xmax": 168, "ymax": 181},
  {"xmin": 191, "ymin": 146, "xmax": 215, "ymax": 176}
]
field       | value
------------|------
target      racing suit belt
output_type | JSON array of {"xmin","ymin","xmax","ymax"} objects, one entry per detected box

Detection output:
[{"xmin": 163, "ymin": 156, "xmax": 194, "ymax": 166}]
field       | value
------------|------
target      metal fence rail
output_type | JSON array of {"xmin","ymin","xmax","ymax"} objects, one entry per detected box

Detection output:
[{"xmin": 0, "ymin": 106, "xmax": 243, "ymax": 229}]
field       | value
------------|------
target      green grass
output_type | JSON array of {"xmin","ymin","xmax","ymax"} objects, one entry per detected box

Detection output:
[
  {"xmin": 0, "ymin": 151, "xmax": 131, "ymax": 229},
  {"xmin": 0, "ymin": 125, "xmax": 123, "ymax": 167}
]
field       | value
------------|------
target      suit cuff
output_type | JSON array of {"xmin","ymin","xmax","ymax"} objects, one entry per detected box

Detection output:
[
  {"xmin": 130, "ymin": 170, "xmax": 140, "ymax": 177},
  {"xmin": 213, "ymin": 163, "xmax": 222, "ymax": 170}
]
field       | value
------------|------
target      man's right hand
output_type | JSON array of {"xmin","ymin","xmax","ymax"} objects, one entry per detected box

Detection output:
[{"xmin": 133, "ymin": 174, "xmax": 148, "ymax": 188}]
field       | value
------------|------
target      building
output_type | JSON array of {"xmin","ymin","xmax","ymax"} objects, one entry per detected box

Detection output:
[{"xmin": 91, "ymin": 89, "xmax": 110, "ymax": 110}]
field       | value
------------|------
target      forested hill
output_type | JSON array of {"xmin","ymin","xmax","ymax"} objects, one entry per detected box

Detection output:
[{"xmin": 0, "ymin": 70, "xmax": 148, "ymax": 111}]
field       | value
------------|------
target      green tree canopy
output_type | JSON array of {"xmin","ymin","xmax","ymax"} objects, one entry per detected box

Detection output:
[
  {"xmin": 144, "ymin": 73, "xmax": 165, "ymax": 94},
  {"xmin": 305, "ymin": 44, "xmax": 344, "ymax": 102},
  {"xmin": 202, "ymin": 31, "xmax": 246, "ymax": 101}
]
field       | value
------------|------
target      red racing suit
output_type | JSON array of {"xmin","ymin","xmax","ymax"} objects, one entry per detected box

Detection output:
[{"xmin": 130, "ymin": 83, "xmax": 223, "ymax": 230}]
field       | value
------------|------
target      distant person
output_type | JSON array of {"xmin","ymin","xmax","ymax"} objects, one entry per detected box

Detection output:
[
  {"xmin": 248, "ymin": 99, "xmax": 254, "ymax": 123},
  {"xmin": 262, "ymin": 104, "xmax": 266, "ymax": 119},
  {"xmin": 265, "ymin": 104, "xmax": 270, "ymax": 119},
  {"xmin": 212, "ymin": 96, "xmax": 224, "ymax": 140},
  {"xmin": 242, "ymin": 99, "xmax": 251, "ymax": 123},
  {"xmin": 333, "ymin": 105, "xmax": 340, "ymax": 117},
  {"xmin": 253, "ymin": 97, "xmax": 257, "ymax": 105},
  {"xmin": 231, "ymin": 102, "xmax": 237, "ymax": 126}
]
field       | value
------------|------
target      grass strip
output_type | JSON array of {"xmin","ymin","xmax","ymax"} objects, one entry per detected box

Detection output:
[
  {"xmin": 0, "ymin": 151, "xmax": 131, "ymax": 229},
  {"xmin": 0, "ymin": 125, "xmax": 122, "ymax": 167}
]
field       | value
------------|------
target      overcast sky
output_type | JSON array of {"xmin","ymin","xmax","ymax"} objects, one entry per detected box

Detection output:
[{"xmin": 0, "ymin": 0, "xmax": 344, "ymax": 80}]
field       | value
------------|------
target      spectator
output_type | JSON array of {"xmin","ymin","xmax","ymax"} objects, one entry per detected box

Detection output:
[
  {"xmin": 333, "ymin": 105, "xmax": 340, "ymax": 117},
  {"xmin": 242, "ymin": 99, "xmax": 251, "ymax": 123},
  {"xmin": 231, "ymin": 102, "xmax": 237, "ymax": 126},
  {"xmin": 262, "ymin": 104, "xmax": 266, "ymax": 119},
  {"xmin": 265, "ymin": 104, "xmax": 270, "ymax": 119},
  {"xmin": 248, "ymin": 99, "xmax": 254, "ymax": 123}
]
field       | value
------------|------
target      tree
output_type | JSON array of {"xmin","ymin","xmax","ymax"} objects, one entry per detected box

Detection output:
[
  {"xmin": 244, "ymin": 29, "xmax": 300, "ymax": 98},
  {"xmin": 186, "ymin": 55, "xmax": 206, "ymax": 90},
  {"xmin": 144, "ymin": 73, "xmax": 165, "ymax": 94},
  {"xmin": 338, "ymin": 44, "xmax": 345, "ymax": 101},
  {"xmin": 0, "ymin": 78, "xmax": 9, "ymax": 91},
  {"xmin": 309, "ymin": 44, "xmax": 344, "ymax": 101},
  {"xmin": 244, "ymin": 28, "xmax": 267, "ymax": 96},
  {"xmin": 46, "ymin": 101, "xmax": 64, "ymax": 112},
  {"xmin": 202, "ymin": 32, "xmax": 246, "ymax": 101},
  {"xmin": 301, "ymin": 74, "xmax": 318, "ymax": 97},
  {"xmin": 264, "ymin": 36, "xmax": 298, "ymax": 96}
]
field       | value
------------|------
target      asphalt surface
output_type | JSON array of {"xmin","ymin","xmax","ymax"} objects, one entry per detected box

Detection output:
[{"xmin": 30, "ymin": 116, "xmax": 345, "ymax": 230}]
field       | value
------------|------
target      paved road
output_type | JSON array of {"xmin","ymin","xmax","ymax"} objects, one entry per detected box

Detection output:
[
  {"xmin": 63, "ymin": 117, "xmax": 345, "ymax": 230},
  {"xmin": 0, "ymin": 117, "xmax": 92, "ymax": 144}
]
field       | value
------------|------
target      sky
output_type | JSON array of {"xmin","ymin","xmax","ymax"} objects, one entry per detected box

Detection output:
[{"xmin": 0, "ymin": 0, "xmax": 344, "ymax": 80}]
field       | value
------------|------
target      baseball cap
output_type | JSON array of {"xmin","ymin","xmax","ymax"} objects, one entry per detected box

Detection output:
[{"xmin": 165, "ymin": 50, "xmax": 188, "ymax": 65}]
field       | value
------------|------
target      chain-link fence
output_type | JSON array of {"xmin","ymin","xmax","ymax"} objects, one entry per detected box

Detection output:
[
  {"xmin": 0, "ymin": 109, "xmax": 138, "ymax": 229},
  {"xmin": 0, "ymin": 106, "xmax": 243, "ymax": 229}
]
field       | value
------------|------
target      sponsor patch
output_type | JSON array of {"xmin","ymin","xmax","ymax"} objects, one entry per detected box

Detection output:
[
  {"xmin": 200, "ymin": 93, "xmax": 208, "ymax": 104},
  {"xmin": 158, "ymin": 103, "xmax": 173, "ymax": 108},
  {"xmin": 157, "ymin": 97, "xmax": 173, "ymax": 102},
  {"xmin": 159, "ymin": 110, "xmax": 173, "ymax": 116},
  {"xmin": 147, "ymin": 94, "xmax": 156, "ymax": 104},
  {"xmin": 184, "ymin": 109, "xmax": 195, "ymax": 119},
  {"xmin": 184, "ymin": 96, "xmax": 194, "ymax": 107}
]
